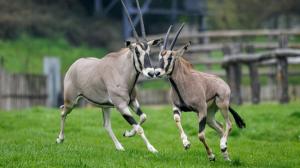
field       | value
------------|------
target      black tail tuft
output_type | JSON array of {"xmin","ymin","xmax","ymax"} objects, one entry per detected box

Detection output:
[{"xmin": 229, "ymin": 107, "xmax": 246, "ymax": 129}]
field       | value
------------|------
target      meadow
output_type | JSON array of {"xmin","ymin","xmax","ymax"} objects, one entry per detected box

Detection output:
[{"xmin": 0, "ymin": 102, "xmax": 300, "ymax": 168}]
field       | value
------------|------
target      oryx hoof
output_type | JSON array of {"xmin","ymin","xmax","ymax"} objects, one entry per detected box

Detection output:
[
  {"xmin": 115, "ymin": 144, "xmax": 125, "ymax": 151},
  {"xmin": 183, "ymin": 140, "xmax": 191, "ymax": 150},
  {"xmin": 123, "ymin": 130, "xmax": 136, "ymax": 137},
  {"xmin": 184, "ymin": 144, "xmax": 191, "ymax": 150},
  {"xmin": 208, "ymin": 154, "xmax": 216, "ymax": 162},
  {"xmin": 147, "ymin": 145, "xmax": 158, "ymax": 153},
  {"xmin": 56, "ymin": 138, "xmax": 64, "ymax": 144}
]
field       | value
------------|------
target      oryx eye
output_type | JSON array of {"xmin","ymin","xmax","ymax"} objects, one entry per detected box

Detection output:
[{"xmin": 167, "ymin": 56, "xmax": 172, "ymax": 61}]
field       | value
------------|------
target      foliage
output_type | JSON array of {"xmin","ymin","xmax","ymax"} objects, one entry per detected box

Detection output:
[
  {"xmin": 0, "ymin": 102, "xmax": 300, "ymax": 167},
  {"xmin": 0, "ymin": 0, "xmax": 122, "ymax": 48},
  {"xmin": 0, "ymin": 35, "xmax": 107, "ymax": 74},
  {"xmin": 207, "ymin": 0, "xmax": 300, "ymax": 29}
]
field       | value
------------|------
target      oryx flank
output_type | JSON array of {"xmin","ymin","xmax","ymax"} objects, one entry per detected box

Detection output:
[
  {"xmin": 154, "ymin": 24, "xmax": 246, "ymax": 160},
  {"xmin": 56, "ymin": 0, "xmax": 162, "ymax": 153}
]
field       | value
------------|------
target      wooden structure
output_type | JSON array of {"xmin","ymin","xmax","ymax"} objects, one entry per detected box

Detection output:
[
  {"xmin": 222, "ymin": 37, "xmax": 300, "ymax": 104},
  {"xmin": 137, "ymin": 29, "xmax": 300, "ymax": 105},
  {"xmin": 91, "ymin": 0, "xmax": 207, "ymax": 38},
  {"xmin": 0, "ymin": 67, "xmax": 47, "ymax": 110}
]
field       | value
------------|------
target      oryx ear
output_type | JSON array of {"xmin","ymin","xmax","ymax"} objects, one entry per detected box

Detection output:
[
  {"xmin": 148, "ymin": 38, "xmax": 163, "ymax": 46},
  {"xmin": 125, "ymin": 40, "xmax": 135, "ymax": 50},
  {"xmin": 125, "ymin": 41, "xmax": 132, "ymax": 47},
  {"xmin": 176, "ymin": 41, "xmax": 191, "ymax": 57}
]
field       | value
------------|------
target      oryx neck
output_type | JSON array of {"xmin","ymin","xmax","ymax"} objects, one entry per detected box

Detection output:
[{"xmin": 168, "ymin": 59, "xmax": 193, "ymax": 111}]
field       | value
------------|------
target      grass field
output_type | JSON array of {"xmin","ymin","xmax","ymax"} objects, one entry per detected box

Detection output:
[{"xmin": 1, "ymin": 102, "xmax": 300, "ymax": 168}]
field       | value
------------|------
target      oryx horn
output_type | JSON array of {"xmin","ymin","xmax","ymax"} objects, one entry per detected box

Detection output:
[
  {"xmin": 135, "ymin": 0, "xmax": 147, "ymax": 41},
  {"xmin": 170, "ymin": 23, "xmax": 185, "ymax": 50},
  {"xmin": 163, "ymin": 25, "xmax": 173, "ymax": 50},
  {"xmin": 121, "ymin": 0, "xmax": 140, "ymax": 41}
]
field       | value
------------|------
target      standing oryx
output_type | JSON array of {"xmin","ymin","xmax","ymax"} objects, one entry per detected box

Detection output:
[
  {"xmin": 154, "ymin": 24, "xmax": 246, "ymax": 160},
  {"xmin": 55, "ymin": 0, "xmax": 162, "ymax": 153}
]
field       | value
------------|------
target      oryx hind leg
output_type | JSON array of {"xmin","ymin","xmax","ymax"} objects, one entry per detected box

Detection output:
[
  {"xmin": 124, "ymin": 99, "xmax": 147, "ymax": 137},
  {"xmin": 56, "ymin": 101, "xmax": 75, "ymax": 143},
  {"xmin": 56, "ymin": 91, "xmax": 81, "ymax": 143},
  {"xmin": 102, "ymin": 108, "xmax": 124, "ymax": 151},
  {"xmin": 216, "ymin": 97, "xmax": 232, "ymax": 161},
  {"xmin": 207, "ymin": 103, "xmax": 224, "ymax": 137},
  {"xmin": 197, "ymin": 105, "xmax": 215, "ymax": 161}
]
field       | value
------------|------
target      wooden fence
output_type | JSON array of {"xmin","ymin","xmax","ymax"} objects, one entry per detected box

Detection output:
[
  {"xmin": 137, "ymin": 29, "xmax": 300, "ymax": 105},
  {"xmin": 0, "ymin": 67, "xmax": 47, "ymax": 110},
  {"xmin": 1, "ymin": 29, "xmax": 300, "ymax": 110}
]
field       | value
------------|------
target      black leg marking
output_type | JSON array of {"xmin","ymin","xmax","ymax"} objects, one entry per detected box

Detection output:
[
  {"xmin": 122, "ymin": 115, "xmax": 137, "ymax": 125},
  {"xmin": 136, "ymin": 108, "xmax": 143, "ymax": 116},
  {"xmin": 221, "ymin": 147, "xmax": 227, "ymax": 152},
  {"xmin": 199, "ymin": 116, "xmax": 207, "ymax": 133},
  {"xmin": 173, "ymin": 109, "xmax": 180, "ymax": 116}
]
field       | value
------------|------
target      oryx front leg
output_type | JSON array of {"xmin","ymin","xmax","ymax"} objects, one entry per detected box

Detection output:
[
  {"xmin": 173, "ymin": 107, "xmax": 190, "ymax": 150},
  {"xmin": 102, "ymin": 108, "xmax": 124, "ymax": 151},
  {"xmin": 119, "ymin": 106, "xmax": 157, "ymax": 153},
  {"xmin": 130, "ymin": 99, "xmax": 147, "ymax": 125},
  {"xmin": 124, "ymin": 99, "xmax": 147, "ymax": 137}
]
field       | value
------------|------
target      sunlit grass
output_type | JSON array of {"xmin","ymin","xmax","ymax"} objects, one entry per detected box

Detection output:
[{"xmin": 0, "ymin": 102, "xmax": 300, "ymax": 167}]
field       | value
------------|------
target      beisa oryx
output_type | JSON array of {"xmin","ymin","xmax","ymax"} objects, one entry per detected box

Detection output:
[
  {"xmin": 55, "ymin": 0, "xmax": 162, "ymax": 153},
  {"xmin": 154, "ymin": 24, "xmax": 246, "ymax": 160}
]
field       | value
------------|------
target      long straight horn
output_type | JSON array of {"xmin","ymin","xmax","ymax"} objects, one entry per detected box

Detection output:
[
  {"xmin": 135, "ymin": 0, "xmax": 146, "ymax": 41},
  {"xmin": 121, "ymin": 0, "xmax": 139, "ymax": 41},
  {"xmin": 163, "ymin": 25, "xmax": 173, "ymax": 50},
  {"xmin": 170, "ymin": 23, "xmax": 185, "ymax": 50}
]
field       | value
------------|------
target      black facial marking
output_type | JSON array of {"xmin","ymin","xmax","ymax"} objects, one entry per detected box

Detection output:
[
  {"xmin": 159, "ymin": 58, "xmax": 165, "ymax": 69},
  {"xmin": 144, "ymin": 53, "xmax": 152, "ymax": 68},
  {"xmin": 136, "ymin": 108, "xmax": 143, "ymax": 116},
  {"xmin": 134, "ymin": 47, "xmax": 143, "ymax": 70},
  {"xmin": 122, "ymin": 114, "xmax": 137, "ymax": 125},
  {"xmin": 165, "ymin": 55, "xmax": 173, "ymax": 72},
  {"xmin": 199, "ymin": 116, "xmax": 207, "ymax": 133},
  {"xmin": 139, "ymin": 42, "xmax": 148, "ymax": 50}
]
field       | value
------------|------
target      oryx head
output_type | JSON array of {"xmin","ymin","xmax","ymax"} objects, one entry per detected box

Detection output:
[
  {"xmin": 121, "ymin": 0, "xmax": 162, "ymax": 78},
  {"xmin": 154, "ymin": 23, "xmax": 191, "ymax": 77}
]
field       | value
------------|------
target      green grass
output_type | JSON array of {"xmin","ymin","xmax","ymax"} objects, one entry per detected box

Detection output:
[
  {"xmin": 1, "ymin": 102, "xmax": 300, "ymax": 167},
  {"xmin": 0, "ymin": 35, "xmax": 107, "ymax": 74}
]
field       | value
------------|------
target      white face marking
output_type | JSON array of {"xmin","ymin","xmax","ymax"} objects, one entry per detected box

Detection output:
[{"xmin": 142, "ymin": 68, "xmax": 155, "ymax": 78}]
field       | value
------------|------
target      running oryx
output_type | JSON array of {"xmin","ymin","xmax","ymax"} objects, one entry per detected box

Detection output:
[
  {"xmin": 154, "ymin": 24, "xmax": 246, "ymax": 160},
  {"xmin": 55, "ymin": 0, "xmax": 162, "ymax": 153}
]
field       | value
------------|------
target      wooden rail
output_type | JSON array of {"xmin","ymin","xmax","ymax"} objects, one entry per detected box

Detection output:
[
  {"xmin": 0, "ymin": 67, "xmax": 47, "ymax": 110},
  {"xmin": 146, "ymin": 29, "xmax": 300, "ymax": 41}
]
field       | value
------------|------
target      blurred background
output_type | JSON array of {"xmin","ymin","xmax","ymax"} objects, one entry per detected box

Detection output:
[{"xmin": 1, "ymin": 0, "xmax": 300, "ymax": 110}]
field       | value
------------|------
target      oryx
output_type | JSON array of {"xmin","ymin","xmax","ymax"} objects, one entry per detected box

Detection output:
[
  {"xmin": 154, "ymin": 24, "xmax": 246, "ymax": 160},
  {"xmin": 55, "ymin": 0, "xmax": 162, "ymax": 153}
]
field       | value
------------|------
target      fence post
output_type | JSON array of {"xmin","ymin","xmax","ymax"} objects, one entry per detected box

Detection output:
[
  {"xmin": 277, "ymin": 34, "xmax": 289, "ymax": 103},
  {"xmin": 246, "ymin": 45, "xmax": 260, "ymax": 104},
  {"xmin": 43, "ymin": 57, "xmax": 61, "ymax": 107},
  {"xmin": 222, "ymin": 44, "xmax": 243, "ymax": 105}
]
